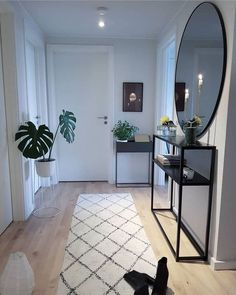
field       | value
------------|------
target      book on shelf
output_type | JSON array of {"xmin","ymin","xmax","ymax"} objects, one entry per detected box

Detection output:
[{"xmin": 156, "ymin": 154, "xmax": 186, "ymax": 166}]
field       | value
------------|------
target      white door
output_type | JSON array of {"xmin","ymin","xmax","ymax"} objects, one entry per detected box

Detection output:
[
  {"xmin": 0, "ymin": 34, "xmax": 13, "ymax": 234},
  {"xmin": 25, "ymin": 41, "xmax": 40, "ymax": 192},
  {"xmin": 50, "ymin": 46, "xmax": 111, "ymax": 181}
]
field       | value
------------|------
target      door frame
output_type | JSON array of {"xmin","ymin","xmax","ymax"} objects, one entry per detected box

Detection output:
[
  {"xmin": 25, "ymin": 40, "xmax": 41, "ymax": 193},
  {"xmin": 46, "ymin": 44, "xmax": 115, "ymax": 184}
]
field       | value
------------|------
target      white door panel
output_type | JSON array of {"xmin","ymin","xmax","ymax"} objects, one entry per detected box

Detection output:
[
  {"xmin": 53, "ymin": 50, "xmax": 110, "ymax": 181},
  {"xmin": 0, "ymin": 33, "xmax": 12, "ymax": 234}
]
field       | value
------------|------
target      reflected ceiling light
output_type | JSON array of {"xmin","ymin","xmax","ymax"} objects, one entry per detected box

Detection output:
[
  {"xmin": 198, "ymin": 73, "xmax": 204, "ymax": 95},
  {"xmin": 97, "ymin": 7, "xmax": 108, "ymax": 29},
  {"xmin": 198, "ymin": 73, "xmax": 203, "ymax": 87},
  {"xmin": 185, "ymin": 88, "xmax": 189, "ymax": 102}
]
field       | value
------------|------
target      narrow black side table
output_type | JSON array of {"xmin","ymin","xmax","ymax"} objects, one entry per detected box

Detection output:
[
  {"xmin": 115, "ymin": 140, "xmax": 153, "ymax": 187},
  {"xmin": 151, "ymin": 134, "xmax": 216, "ymax": 262}
]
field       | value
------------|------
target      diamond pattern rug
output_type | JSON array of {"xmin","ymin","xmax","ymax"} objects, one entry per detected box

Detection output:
[{"xmin": 57, "ymin": 193, "xmax": 157, "ymax": 295}]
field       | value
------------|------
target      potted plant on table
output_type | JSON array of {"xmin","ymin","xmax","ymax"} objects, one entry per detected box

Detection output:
[
  {"xmin": 182, "ymin": 115, "xmax": 202, "ymax": 144},
  {"xmin": 15, "ymin": 110, "xmax": 76, "ymax": 177},
  {"xmin": 158, "ymin": 115, "xmax": 176, "ymax": 136},
  {"xmin": 112, "ymin": 120, "xmax": 139, "ymax": 142}
]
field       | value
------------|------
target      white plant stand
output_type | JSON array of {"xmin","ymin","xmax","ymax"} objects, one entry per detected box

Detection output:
[{"xmin": 33, "ymin": 162, "xmax": 61, "ymax": 218}]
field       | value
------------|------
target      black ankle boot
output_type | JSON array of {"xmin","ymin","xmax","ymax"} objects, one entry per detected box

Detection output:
[
  {"xmin": 151, "ymin": 257, "xmax": 169, "ymax": 295},
  {"xmin": 123, "ymin": 270, "xmax": 150, "ymax": 295},
  {"xmin": 134, "ymin": 284, "xmax": 149, "ymax": 295}
]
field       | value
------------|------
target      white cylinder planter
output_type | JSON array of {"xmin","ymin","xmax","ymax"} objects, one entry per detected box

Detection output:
[
  {"xmin": 0, "ymin": 252, "xmax": 35, "ymax": 295},
  {"xmin": 34, "ymin": 159, "xmax": 60, "ymax": 218},
  {"xmin": 35, "ymin": 159, "xmax": 56, "ymax": 177}
]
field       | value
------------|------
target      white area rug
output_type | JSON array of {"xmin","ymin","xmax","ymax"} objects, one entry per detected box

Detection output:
[{"xmin": 57, "ymin": 193, "xmax": 157, "ymax": 295}]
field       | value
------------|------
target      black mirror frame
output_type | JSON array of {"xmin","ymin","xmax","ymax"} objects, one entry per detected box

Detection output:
[{"xmin": 175, "ymin": 2, "xmax": 227, "ymax": 138}]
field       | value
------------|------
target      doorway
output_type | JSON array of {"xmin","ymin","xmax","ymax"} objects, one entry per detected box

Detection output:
[{"xmin": 47, "ymin": 45, "xmax": 114, "ymax": 182}]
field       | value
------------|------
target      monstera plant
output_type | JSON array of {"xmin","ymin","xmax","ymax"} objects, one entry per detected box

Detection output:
[{"xmin": 15, "ymin": 110, "xmax": 76, "ymax": 177}]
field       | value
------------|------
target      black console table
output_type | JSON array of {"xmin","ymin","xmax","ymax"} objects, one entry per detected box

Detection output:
[
  {"xmin": 151, "ymin": 134, "xmax": 216, "ymax": 262},
  {"xmin": 115, "ymin": 140, "xmax": 153, "ymax": 187}
]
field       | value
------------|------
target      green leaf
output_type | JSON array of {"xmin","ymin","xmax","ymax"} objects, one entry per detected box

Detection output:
[
  {"xmin": 15, "ymin": 121, "xmax": 53, "ymax": 159},
  {"xmin": 59, "ymin": 110, "xmax": 77, "ymax": 143}
]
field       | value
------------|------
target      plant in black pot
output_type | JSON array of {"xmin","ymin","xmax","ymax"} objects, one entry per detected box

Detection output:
[
  {"xmin": 15, "ymin": 110, "xmax": 76, "ymax": 177},
  {"xmin": 182, "ymin": 115, "xmax": 201, "ymax": 145},
  {"xmin": 112, "ymin": 120, "xmax": 139, "ymax": 142}
]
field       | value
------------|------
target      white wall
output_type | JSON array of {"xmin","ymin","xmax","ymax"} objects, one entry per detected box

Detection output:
[
  {"xmin": 47, "ymin": 37, "xmax": 156, "ymax": 183},
  {"xmin": 156, "ymin": 0, "xmax": 236, "ymax": 269},
  {"xmin": 114, "ymin": 40, "xmax": 156, "ymax": 183},
  {"xmin": 215, "ymin": 2, "xmax": 236, "ymax": 264}
]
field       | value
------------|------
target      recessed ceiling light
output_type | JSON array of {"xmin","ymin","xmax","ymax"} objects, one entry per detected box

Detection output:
[
  {"xmin": 98, "ymin": 20, "xmax": 105, "ymax": 28},
  {"xmin": 97, "ymin": 7, "xmax": 108, "ymax": 29}
]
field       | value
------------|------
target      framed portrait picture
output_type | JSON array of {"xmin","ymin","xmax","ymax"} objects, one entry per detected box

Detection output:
[
  {"xmin": 123, "ymin": 82, "xmax": 143, "ymax": 112},
  {"xmin": 175, "ymin": 82, "xmax": 185, "ymax": 112}
]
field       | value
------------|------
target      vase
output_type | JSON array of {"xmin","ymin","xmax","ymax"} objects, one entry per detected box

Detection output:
[
  {"xmin": 185, "ymin": 127, "xmax": 196, "ymax": 144},
  {"xmin": 35, "ymin": 159, "xmax": 56, "ymax": 177},
  {"xmin": 161, "ymin": 126, "xmax": 176, "ymax": 137}
]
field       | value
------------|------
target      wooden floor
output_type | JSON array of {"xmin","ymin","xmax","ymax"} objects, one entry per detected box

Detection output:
[{"xmin": 0, "ymin": 182, "xmax": 235, "ymax": 294}]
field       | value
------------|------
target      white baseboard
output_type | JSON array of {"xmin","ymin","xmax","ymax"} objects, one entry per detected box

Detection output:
[{"xmin": 211, "ymin": 257, "xmax": 236, "ymax": 270}]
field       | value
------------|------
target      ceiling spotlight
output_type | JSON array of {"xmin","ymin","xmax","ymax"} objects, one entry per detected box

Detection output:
[
  {"xmin": 98, "ymin": 20, "xmax": 105, "ymax": 28},
  {"xmin": 97, "ymin": 7, "xmax": 108, "ymax": 29}
]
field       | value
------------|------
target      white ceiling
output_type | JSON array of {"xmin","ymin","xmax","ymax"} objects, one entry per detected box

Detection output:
[{"xmin": 20, "ymin": 0, "xmax": 187, "ymax": 40}]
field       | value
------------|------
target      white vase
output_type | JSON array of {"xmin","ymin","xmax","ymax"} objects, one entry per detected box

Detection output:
[
  {"xmin": 35, "ymin": 159, "xmax": 56, "ymax": 177},
  {"xmin": 0, "ymin": 252, "xmax": 35, "ymax": 295}
]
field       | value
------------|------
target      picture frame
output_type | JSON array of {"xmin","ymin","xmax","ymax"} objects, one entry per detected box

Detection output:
[
  {"xmin": 175, "ymin": 82, "xmax": 185, "ymax": 112},
  {"xmin": 123, "ymin": 82, "xmax": 143, "ymax": 112}
]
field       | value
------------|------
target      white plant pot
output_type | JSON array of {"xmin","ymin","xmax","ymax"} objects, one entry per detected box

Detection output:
[
  {"xmin": 116, "ymin": 139, "xmax": 128, "ymax": 142},
  {"xmin": 35, "ymin": 159, "xmax": 56, "ymax": 178}
]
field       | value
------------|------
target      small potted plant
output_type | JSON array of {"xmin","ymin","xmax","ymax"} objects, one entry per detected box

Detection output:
[
  {"xmin": 112, "ymin": 120, "xmax": 139, "ymax": 142},
  {"xmin": 15, "ymin": 110, "xmax": 76, "ymax": 177},
  {"xmin": 182, "ymin": 115, "xmax": 202, "ymax": 144},
  {"xmin": 158, "ymin": 115, "xmax": 176, "ymax": 136}
]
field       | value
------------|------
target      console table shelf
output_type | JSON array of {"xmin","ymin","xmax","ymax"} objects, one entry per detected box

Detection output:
[
  {"xmin": 151, "ymin": 134, "xmax": 216, "ymax": 262},
  {"xmin": 115, "ymin": 140, "xmax": 153, "ymax": 187},
  {"xmin": 153, "ymin": 159, "xmax": 210, "ymax": 186}
]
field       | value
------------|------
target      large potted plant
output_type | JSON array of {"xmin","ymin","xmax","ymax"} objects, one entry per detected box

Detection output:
[
  {"xmin": 15, "ymin": 110, "xmax": 76, "ymax": 177},
  {"xmin": 112, "ymin": 120, "xmax": 139, "ymax": 142}
]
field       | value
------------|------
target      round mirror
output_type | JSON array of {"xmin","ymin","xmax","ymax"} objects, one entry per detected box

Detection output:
[{"xmin": 175, "ymin": 2, "xmax": 227, "ymax": 137}]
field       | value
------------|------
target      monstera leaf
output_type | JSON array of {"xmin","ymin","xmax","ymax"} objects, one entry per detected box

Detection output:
[
  {"xmin": 15, "ymin": 122, "xmax": 53, "ymax": 159},
  {"xmin": 59, "ymin": 110, "xmax": 76, "ymax": 143}
]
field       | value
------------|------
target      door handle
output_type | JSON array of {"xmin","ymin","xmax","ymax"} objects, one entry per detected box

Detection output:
[{"xmin": 97, "ymin": 116, "xmax": 108, "ymax": 120}]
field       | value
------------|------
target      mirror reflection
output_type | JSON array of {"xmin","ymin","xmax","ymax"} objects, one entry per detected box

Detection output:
[{"xmin": 175, "ymin": 3, "xmax": 226, "ymax": 136}]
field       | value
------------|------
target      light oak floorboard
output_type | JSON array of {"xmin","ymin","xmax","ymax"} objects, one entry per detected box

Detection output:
[{"xmin": 0, "ymin": 182, "xmax": 235, "ymax": 294}]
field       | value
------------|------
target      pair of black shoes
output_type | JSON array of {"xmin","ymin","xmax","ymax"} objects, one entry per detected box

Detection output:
[{"xmin": 123, "ymin": 257, "xmax": 169, "ymax": 295}]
